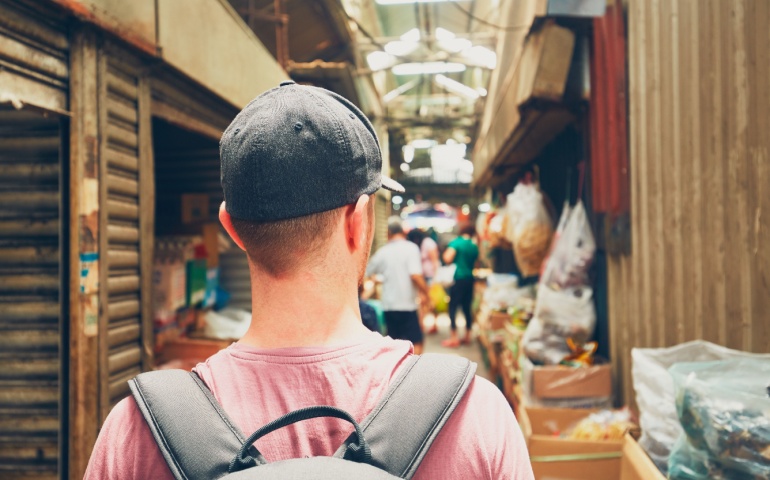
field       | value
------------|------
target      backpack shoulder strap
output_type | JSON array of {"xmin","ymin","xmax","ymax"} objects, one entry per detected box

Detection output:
[
  {"xmin": 129, "ymin": 369, "xmax": 263, "ymax": 480},
  {"xmin": 335, "ymin": 353, "xmax": 477, "ymax": 479}
]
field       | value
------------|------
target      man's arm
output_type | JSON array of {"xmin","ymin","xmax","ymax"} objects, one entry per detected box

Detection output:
[
  {"xmin": 443, "ymin": 247, "xmax": 456, "ymax": 265},
  {"xmin": 410, "ymin": 273, "xmax": 430, "ymax": 298}
]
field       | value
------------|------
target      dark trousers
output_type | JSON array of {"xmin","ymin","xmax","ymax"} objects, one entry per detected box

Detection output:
[{"xmin": 448, "ymin": 278, "xmax": 474, "ymax": 331}]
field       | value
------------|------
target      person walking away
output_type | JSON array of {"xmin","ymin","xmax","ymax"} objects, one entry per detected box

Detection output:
[
  {"xmin": 85, "ymin": 81, "xmax": 533, "ymax": 480},
  {"xmin": 367, "ymin": 220, "xmax": 430, "ymax": 354},
  {"xmin": 442, "ymin": 225, "xmax": 480, "ymax": 347},
  {"xmin": 407, "ymin": 228, "xmax": 440, "ymax": 334}
]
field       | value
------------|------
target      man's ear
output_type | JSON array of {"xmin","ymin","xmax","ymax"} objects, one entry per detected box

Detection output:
[
  {"xmin": 219, "ymin": 202, "xmax": 246, "ymax": 251},
  {"xmin": 345, "ymin": 194, "xmax": 371, "ymax": 251}
]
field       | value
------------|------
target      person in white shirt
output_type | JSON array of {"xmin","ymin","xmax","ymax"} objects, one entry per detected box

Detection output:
[{"xmin": 366, "ymin": 219, "xmax": 430, "ymax": 354}]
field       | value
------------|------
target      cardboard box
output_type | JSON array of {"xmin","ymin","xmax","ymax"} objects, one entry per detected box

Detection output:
[
  {"xmin": 489, "ymin": 311, "xmax": 511, "ymax": 330},
  {"xmin": 520, "ymin": 405, "xmax": 623, "ymax": 480},
  {"xmin": 620, "ymin": 433, "xmax": 665, "ymax": 480},
  {"xmin": 153, "ymin": 261, "xmax": 186, "ymax": 313},
  {"xmin": 533, "ymin": 363, "xmax": 612, "ymax": 399},
  {"xmin": 181, "ymin": 193, "xmax": 209, "ymax": 224}
]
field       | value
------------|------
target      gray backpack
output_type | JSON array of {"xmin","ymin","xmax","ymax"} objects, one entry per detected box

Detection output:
[{"xmin": 129, "ymin": 353, "xmax": 476, "ymax": 479}]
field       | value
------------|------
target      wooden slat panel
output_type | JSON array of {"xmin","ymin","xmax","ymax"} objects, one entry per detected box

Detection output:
[
  {"xmin": 107, "ymin": 250, "xmax": 139, "ymax": 269},
  {"xmin": 106, "ymin": 147, "xmax": 139, "ymax": 173},
  {"xmin": 613, "ymin": 0, "xmax": 770, "ymax": 406},
  {"xmin": 107, "ymin": 345, "xmax": 141, "ymax": 374},
  {"xmin": 107, "ymin": 96, "xmax": 138, "ymax": 125},
  {"xmin": 0, "ymin": 219, "xmax": 59, "ymax": 238},
  {"xmin": 0, "ymin": 246, "xmax": 58, "ymax": 265},
  {"xmin": 106, "ymin": 71, "xmax": 137, "ymax": 101},
  {"xmin": 107, "ymin": 224, "xmax": 139, "ymax": 243},
  {"xmin": 107, "ymin": 198, "xmax": 139, "ymax": 220},
  {"xmin": 107, "ymin": 173, "xmax": 138, "ymax": 197},
  {"xmin": 107, "ymin": 274, "xmax": 140, "ymax": 295},
  {"xmin": 107, "ymin": 123, "xmax": 138, "ymax": 150},
  {"xmin": 107, "ymin": 322, "xmax": 141, "ymax": 348},
  {"xmin": 107, "ymin": 298, "xmax": 140, "ymax": 321},
  {"xmin": 0, "ymin": 163, "xmax": 59, "ymax": 182},
  {"xmin": 108, "ymin": 367, "xmax": 141, "ymax": 401},
  {"xmin": 0, "ymin": 191, "xmax": 59, "ymax": 212}
]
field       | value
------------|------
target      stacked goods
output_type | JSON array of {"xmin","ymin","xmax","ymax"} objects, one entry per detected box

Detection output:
[
  {"xmin": 668, "ymin": 358, "xmax": 770, "ymax": 480},
  {"xmin": 631, "ymin": 341, "xmax": 770, "ymax": 474},
  {"xmin": 504, "ymin": 182, "xmax": 553, "ymax": 277}
]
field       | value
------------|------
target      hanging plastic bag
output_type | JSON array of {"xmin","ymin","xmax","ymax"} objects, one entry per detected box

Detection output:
[
  {"xmin": 631, "ymin": 341, "xmax": 770, "ymax": 474},
  {"xmin": 521, "ymin": 285, "xmax": 596, "ymax": 364},
  {"xmin": 541, "ymin": 200, "xmax": 595, "ymax": 289},
  {"xmin": 504, "ymin": 182, "xmax": 553, "ymax": 277},
  {"xmin": 667, "ymin": 358, "xmax": 770, "ymax": 480},
  {"xmin": 433, "ymin": 264, "xmax": 456, "ymax": 288}
]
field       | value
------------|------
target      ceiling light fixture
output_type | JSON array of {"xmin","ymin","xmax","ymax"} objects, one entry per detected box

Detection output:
[
  {"xmin": 435, "ymin": 74, "xmax": 480, "ymax": 99},
  {"xmin": 435, "ymin": 27, "xmax": 472, "ymax": 54},
  {"xmin": 462, "ymin": 45, "xmax": 497, "ymax": 69},
  {"xmin": 367, "ymin": 51, "xmax": 396, "ymax": 71},
  {"xmin": 392, "ymin": 61, "xmax": 466, "ymax": 76},
  {"xmin": 402, "ymin": 145, "xmax": 415, "ymax": 163},
  {"xmin": 410, "ymin": 139, "xmax": 436, "ymax": 149}
]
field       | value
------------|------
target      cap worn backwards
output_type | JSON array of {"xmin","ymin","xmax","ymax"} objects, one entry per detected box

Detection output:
[{"xmin": 220, "ymin": 81, "xmax": 404, "ymax": 223}]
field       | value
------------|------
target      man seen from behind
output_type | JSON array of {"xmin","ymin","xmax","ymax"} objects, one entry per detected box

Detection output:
[{"xmin": 84, "ymin": 81, "xmax": 534, "ymax": 480}]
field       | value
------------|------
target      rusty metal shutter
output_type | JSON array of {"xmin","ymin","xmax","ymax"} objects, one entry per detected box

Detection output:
[
  {"xmin": 0, "ymin": 1, "xmax": 68, "ymax": 477},
  {"xmin": 0, "ymin": 0, "xmax": 68, "ymax": 114},
  {"xmin": 98, "ymin": 52, "xmax": 145, "ymax": 420},
  {"xmin": 0, "ymin": 108, "xmax": 63, "ymax": 479}
]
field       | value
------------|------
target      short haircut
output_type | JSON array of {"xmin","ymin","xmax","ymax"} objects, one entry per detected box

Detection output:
[
  {"xmin": 387, "ymin": 219, "xmax": 404, "ymax": 236},
  {"xmin": 459, "ymin": 224, "xmax": 476, "ymax": 236},
  {"xmin": 231, "ymin": 208, "xmax": 342, "ymax": 276},
  {"xmin": 406, "ymin": 228, "xmax": 424, "ymax": 246}
]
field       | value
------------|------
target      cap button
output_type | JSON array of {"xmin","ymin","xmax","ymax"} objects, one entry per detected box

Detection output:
[{"xmin": 280, "ymin": 80, "xmax": 296, "ymax": 87}]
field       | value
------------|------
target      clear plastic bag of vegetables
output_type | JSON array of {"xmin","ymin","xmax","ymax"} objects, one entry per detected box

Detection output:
[{"xmin": 668, "ymin": 358, "xmax": 770, "ymax": 480}]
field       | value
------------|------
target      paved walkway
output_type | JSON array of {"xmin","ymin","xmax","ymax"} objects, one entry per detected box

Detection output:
[{"xmin": 422, "ymin": 313, "xmax": 490, "ymax": 380}]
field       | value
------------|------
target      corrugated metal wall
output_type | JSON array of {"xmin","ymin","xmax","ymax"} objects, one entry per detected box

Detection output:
[
  {"xmin": 609, "ymin": 0, "xmax": 770, "ymax": 406},
  {"xmin": 0, "ymin": 109, "xmax": 62, "ymax": 479}
]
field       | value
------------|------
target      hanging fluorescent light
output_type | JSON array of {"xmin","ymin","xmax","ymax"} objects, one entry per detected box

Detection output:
[
  {"xmin": 400, "ymin": 163, "xmax": 411, "ymax": 172},
  {"xmin": 478, "ymin": 203, "xmax": 491, "ymax": 213},
  {"xmin": 392, "ymin": 195, "xmax": 403, "ymax": 205},
  {"xmin": 367, "ymin": 51, "xmax": 396, "ymax": 71},
  {"xmin": 477, "ymin": 87, "xmax": 488, "ymax": 97},
  {"xmin": 462, "ymin": 45, "xmax": 497, "ymax": 69},
  {"xmin": 392, "ymin": 62, "xmax": 466, "ymax": 76},
  {"xmin": 410, "ymin": 139, "xmax": 435, "ymax": 149},
  {"xmin": 435, "ymin": 27, "xmax": 472, "ymax": 54},
  {"xmin": 435, "ymin": 74, "xmax": 480, "ymax": 99},
  {"xmin": 376, "ymin": 0, "xmax": 465, "ymax": 4},
  {"xmin": 402, "ymin": 145, "xmax": 415, "ymax": 163},
  {"xmin": 400, "ymin": 28, "xmax": 421, "ymax": 43}
]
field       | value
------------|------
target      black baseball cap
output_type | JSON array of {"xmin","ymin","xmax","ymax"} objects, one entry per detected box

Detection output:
[{"xmin": 220, "ymin": 80, "xmax": 404, "ymax": 222}]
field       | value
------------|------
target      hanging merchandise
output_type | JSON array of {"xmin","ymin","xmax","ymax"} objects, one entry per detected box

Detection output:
[
  {"xmin": 541, "ymin": 200, "xmax": 595, "ymax": 289},
  {"xmin": 668, "ymin": 358, "xmax": 770, "ymax": 480},
  {"xmin": 504, "ymin": 182, "xmax": 554, "ymax": 277},
  {"xmin": 522, "ymin": 201, "xmax": 597, "ymax": 365}
]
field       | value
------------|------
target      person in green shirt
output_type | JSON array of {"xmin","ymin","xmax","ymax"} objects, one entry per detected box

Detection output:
[{"xmin": 441, "ymin": 225, "xmax": 479, "ymax": 347}]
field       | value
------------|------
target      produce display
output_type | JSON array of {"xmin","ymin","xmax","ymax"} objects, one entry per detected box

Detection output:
[{"xmin": 668, "ymin": 358, "xmax": 770, "ymax": 480}]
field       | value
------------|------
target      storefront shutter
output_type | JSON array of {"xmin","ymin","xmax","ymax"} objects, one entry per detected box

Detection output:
[
  {"xmin": 98, "ymin": 50, "xmax": 148, "ymax": 421},
  {"xmin": 0, "ymin": 109, "xmax": 64, "ymax": 479},
  {"xmin": 0, "ymin": 1, "xmax": 68, "ymax": 478}
]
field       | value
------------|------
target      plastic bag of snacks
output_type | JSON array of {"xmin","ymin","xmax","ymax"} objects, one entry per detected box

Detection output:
[
  {"xmin": 504, "ymin": 182, "xmax": 553, "ymax": 277},
  {"xmin": 667, "ymin": 358, "xmax": 770, "ymax": 480},
  {"xmin": 567, "ymin": 408, "xmax": 636, "ymax": 441},
  {"xmin": 522, "ymin": 284, "xmax": 596, "ymax": 364}
]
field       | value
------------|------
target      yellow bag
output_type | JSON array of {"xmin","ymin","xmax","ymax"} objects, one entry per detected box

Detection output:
[{"xmin": 429, "ymin": 284, "xmax": 449, "ymax": 314}]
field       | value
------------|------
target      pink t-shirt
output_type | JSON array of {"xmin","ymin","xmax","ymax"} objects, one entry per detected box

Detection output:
[
  {"xmin": 421, "ymin": 237, "xmax": 439, "ymax": 279},
  {"xmin": 84, "ymin": 333, "xmax": 534, "ymax": 479}
]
